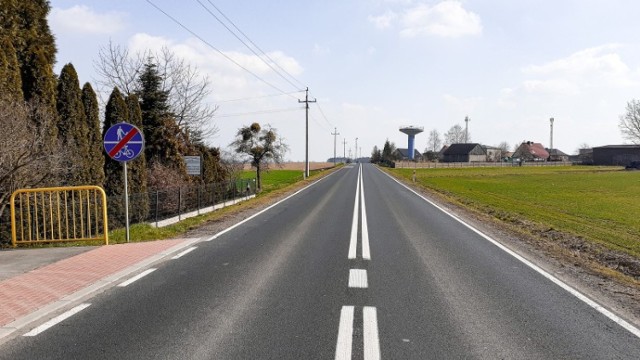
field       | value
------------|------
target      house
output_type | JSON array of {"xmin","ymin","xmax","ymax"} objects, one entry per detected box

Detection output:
[
  {"xmin": 441, "ymin": 143, "xmax": 487, "ymax": 162},
  {"xmin": 546, "ymin": 148, "xmax": 569, "ymax": 162},
  {"xmin": 592, "ymin": 145, "xmax": 640, "ymax": 165},
  {"xmin": 393, "ymin": 148, "xmax": 423, "ymax": 161},
  {"xmin": 482, "ymin": 146, "xmax": 503, "ymax": 162},
  {"xmin": 513, "ymin": 142, "xmax": 549, "ymax": 161}
]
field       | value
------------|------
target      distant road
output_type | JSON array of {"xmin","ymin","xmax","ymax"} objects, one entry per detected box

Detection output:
[{"xmin": 2, "ymin": 163, "xmax": 639, "ymax": 359}]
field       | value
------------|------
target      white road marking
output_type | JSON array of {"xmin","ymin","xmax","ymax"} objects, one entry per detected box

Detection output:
[
  {"xmin": 117, "ymin": 268, "xmax": 157, "ymax": 287},
  {"xmin": 348, "ymin": 165, "xmax": 361, "ymax": 259},
  {"xmin": 204, "ymin": 168, "xmax": 339, "ymax": 242},
  {"xmin": 23, "ymin": 303, "xmax": 91, "ymax": 336},
  {"xmin": 363, "ymin": 306, "xmax": 381, "ymax": 360},
  {"xmin": 360, "ymin": 167, "xmax": 371, "ymax": 260},
  {"xmin": 335, "ymin": 306, "xmax": 355, "ymax": 360},
  {"xmin": 381, "ymin": 169, "xmax": 640, "ymax": 340},
  {"xmin": 348, "ymin": 269, "xmax": 368, "ymax": 288},
  {"xmin": 171, "ymin": 246, "xmax": 197, "ymax": 259}
]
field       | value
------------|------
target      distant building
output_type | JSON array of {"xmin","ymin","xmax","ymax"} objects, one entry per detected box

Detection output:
[
  {"xmin": 442, "ymin": 143, "xmax": 486, "ymax": 162},
  {"xmin": 482, "ymin": 146, "xmax": 503, "ymax": 162},
  {"xmin": 513, "ymin": 142, "xmax": 549, "ymax": 161},
  {"xmin": 394, "ymin": 148, "xmax": 423, "ymax": 161},
  {"xmin": 592, "ymin": 145, "xmax": 640, "ymax": 165},
  {"xmin": 546, "ymin": 148, "xmax": 569, "ymax": 162}
]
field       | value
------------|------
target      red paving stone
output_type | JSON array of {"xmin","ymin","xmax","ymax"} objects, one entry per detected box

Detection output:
[{"xmin": 0, "ymin": 239, "xmax": 187, "ymax": 327}]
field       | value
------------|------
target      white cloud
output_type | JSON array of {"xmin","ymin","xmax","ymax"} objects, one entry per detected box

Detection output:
[
  {"xmin": 400, "ymin": 1, "xmax": 482, "ymax": 38},
  {"xmin": 522, "ymin": 44, "xmax": 636, "ymax": 88},
  {"xmin": 368, "ymin": 11, "xmax": 398, "ymax": 29},
  {"xmin": 369, "ymin": 1, "xmax": 481, "ymax": 38},
  {"xmin": 128, "ymin": 33, "xmax": 303, "ymax": 77},
  {"xmin": 49, "ymin": 5, "xmax": 127, "ymax": 35}
]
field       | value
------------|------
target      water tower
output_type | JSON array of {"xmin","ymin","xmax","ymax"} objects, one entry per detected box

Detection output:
[{"xmin": 399, "ymin": 126, "xmax": 424, "ymax": 160}]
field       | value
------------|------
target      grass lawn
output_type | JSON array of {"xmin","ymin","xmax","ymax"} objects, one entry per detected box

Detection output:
[{"xmin": 390, "ymin": 166, "xmax": 640, "ymax": 257}]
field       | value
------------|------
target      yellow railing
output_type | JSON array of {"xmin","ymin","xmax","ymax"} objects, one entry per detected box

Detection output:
[{"xmin": 10, "ymin": 186, "xmax": 109, "ymax": 247}]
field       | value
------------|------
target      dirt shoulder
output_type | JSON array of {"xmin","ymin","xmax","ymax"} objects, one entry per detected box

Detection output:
[{"xmin": 184, "ymin": 166, "xmax": 640, "ymax": 329}]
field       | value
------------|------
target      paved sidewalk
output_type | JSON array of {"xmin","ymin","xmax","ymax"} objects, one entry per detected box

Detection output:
[{"xmin": 0, "ymin": 239, "xmax": 197, "ymax": 339}]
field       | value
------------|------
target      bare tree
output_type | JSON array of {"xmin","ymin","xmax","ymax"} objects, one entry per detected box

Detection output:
[
  {"xmin": 427, "ymin": 129, "xmax": 442, "ymax": 152},
  {"xmin": 444, "ymin": 124, "xmax": 467, "ymax": 144},
  {"xmin": 497, "ymin": 141, "xmax": 510, "ymax": 153},
  {"xmin": 94, "ymin": 42, "xmax": 218, "ymax": 142},
  {"xmin": 0, "ymin": 98, "xmax": 68, "ymax": 221},
  {"xmin": 619, "ymin": 99, "xmax": 640, "ymax": 144}
]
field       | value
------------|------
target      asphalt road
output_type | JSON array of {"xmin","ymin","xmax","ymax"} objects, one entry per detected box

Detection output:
[{"xmin": 1, "ymin": 163, "xmax": 639, "ymax": 359}]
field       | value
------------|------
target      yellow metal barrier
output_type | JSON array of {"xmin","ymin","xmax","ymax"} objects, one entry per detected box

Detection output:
[{"xmin": 10, "ymin": 186, "xmax": 109, "ymax": 247}]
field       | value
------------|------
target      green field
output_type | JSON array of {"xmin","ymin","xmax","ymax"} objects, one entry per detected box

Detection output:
[
  {"xmin": 240, "ymin": 169, "xmax": 324, "ymax": 195},
  {"xmin": 391, "ymin": 166, "xmax": 640, "ymax": 257}
]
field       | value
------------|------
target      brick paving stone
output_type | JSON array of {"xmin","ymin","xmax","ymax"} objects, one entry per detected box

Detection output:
[{"xmin": 0, "ymin": 239, "xmax": 187, "ymax": 327}]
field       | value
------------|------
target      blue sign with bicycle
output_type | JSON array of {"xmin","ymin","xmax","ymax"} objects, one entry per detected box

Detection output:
[{"xmin": 103, "ymin": 122, "xmax": 144, "ymax": 162}]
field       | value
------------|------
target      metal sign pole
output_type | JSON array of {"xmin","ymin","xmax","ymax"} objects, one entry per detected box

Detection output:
[{"xmin": 123, "ymin": 161, "xmax": 130, "ymax": 243}]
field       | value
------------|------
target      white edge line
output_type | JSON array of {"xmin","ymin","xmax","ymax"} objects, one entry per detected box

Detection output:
[
  {"xmin": 348, "ymin": 165, "xmax": 361, "ymax": 259},
  {"xmin": 360, "ymin": 165, "xmax": 371, "ymax": 260},
  {"xmin": 23, "ymin": 303, "xmax": 91, "ymax": 337},
  {"xmin": 380, "ymin": 168, "xmax": 640, "ymax": 339},
  {"xmin": 117, "ymin": 268, "xmax": 157, "ymax": 287},
  {"xmin": 335, "ymin": 305, "xmax": 354, "ymax": 360},
  {"xmin": 363, "ymin": 306, "xmax": 381, "ymax": 360},
  {"xmin": 171, "ymin": 246, "xmax": 197, "ymax": 259},
  {"xmin": 205, "ymin": 168, "xmax": 341, "ymax": 242}
]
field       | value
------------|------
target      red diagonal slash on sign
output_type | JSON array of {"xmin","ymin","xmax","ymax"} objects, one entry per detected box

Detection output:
[{"xmin": 108, "ymin": 127, "xmax": 139, "ymax": 158}]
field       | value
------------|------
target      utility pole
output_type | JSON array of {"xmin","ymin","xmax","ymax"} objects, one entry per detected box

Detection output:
[
  {"xmin": 464, "ymin": 116, "xmax": 470, "ymax": 143},
  {"xmin": 298, "ymin": 87, "xmax": 316, "ymax": 178},
  {"xmin": 343, "ymin": 139, "xmax": 347, "ymax": 162},
  {"xmin": 355, "ymin": 137, "xmax": 358, "ymax": 163},
  {"xmin": 331, "ymin": 127, "xmax": 340, "ymax": 166}
]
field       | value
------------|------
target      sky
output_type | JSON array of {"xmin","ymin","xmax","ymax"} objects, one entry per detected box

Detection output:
[{"xmin": 48, "ymin": 0, "xmax": 640, "ymax": 161}]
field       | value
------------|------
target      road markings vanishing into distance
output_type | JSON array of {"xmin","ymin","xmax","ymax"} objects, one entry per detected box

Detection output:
[
  {"xmin": 338, "ymin": 165, "xmax": 381, "ymax": 360},
  {"xmin": 348, "ymin": 164, "xmax": 371, "ymax": 260}
]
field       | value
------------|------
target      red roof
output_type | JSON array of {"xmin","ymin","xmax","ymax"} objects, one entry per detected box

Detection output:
[{"xmin": 523, "ymin": 143, "xmax": 549, "ymax": 159}]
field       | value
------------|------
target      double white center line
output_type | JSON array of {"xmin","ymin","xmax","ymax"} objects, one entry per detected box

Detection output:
[
  {"xmin": 348, "ymin": 164, "xmax": 370, "ymax": 260},
  {"xmin": 338, "ymin": 164, "xmax": 381, "ymax": 360},
  {"xmin": 335, "ymin": 306, "xmax": 381, "ymax": 360}
]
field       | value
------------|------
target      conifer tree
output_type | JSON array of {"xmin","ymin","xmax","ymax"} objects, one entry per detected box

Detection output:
[
  {"xmin": 0, "ymin": 37, "xmax": 23, "ymax": 101},
  {"xmin": 81, "ymin": 83, "xmax": 105, "ymax": 186},
  {"xmin": 137, "ymin": 60, "xmax": 187, "ymax": 174},
  {"xmin": 103, "ymin": 87, "xmax": 129, "ymax": 226},
  {"xmin": 57, "ymin": 63, "xmax": 91, "ymax": 185},
  {"xmin": 125, "ymin": 94, "xmax": 149, "ymax": 222},
  {"xmin": 0, "ymin": 0, "xmax": 56, "ymax": 102}
]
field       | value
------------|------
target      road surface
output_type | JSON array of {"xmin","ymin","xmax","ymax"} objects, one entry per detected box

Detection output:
[{"xmin": 1, "ymin": 163, "xmax": 639, "ymax": 359}]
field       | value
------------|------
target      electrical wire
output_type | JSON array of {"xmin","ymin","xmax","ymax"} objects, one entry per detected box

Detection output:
[
  {"xmin": 197, "ymin": 0, "xmax": 305, "ymax": 92},
  {"xmin": 216, "ymin": 90, "xmax": 302, "ymax": 103},
  {"xmin": 145, "ymin": 0, "xmax": 293, "ymax": 98},
  {"xmin": 313, "ymin": 101, "xmax": 334, "ymax": 129},
  {"xmin": 216, "ymin": 107, "xmax": 301, "ymax": 118}
]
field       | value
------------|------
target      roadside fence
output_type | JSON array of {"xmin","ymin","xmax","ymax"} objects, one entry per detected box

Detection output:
[{"xmin": 392, "ymin": 161, "xmax": 576, "ymax": 169}]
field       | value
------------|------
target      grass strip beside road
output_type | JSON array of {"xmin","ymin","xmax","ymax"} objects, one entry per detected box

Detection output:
[
  {"xmin": 106, "ymin": 167, "xmax": 336, "ymax": 244},
  {"xmin": 389, "ymin": 166, "xmax": 640, "ymax": 259}
]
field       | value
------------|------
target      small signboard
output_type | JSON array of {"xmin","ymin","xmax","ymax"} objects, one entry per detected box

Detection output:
[
  {"xmin": 103, "ymin": 122, "xmax": 144, "ymax": 162},
  {"xmin": 184, "ymin": 156, "xmax": 202, "ymax": 176}
]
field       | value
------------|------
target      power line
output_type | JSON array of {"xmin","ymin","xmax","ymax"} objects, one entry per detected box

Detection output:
[
  {"xmin": 313, "ymin": 100, "xmax": 334, "ymax": 129},
  {"xmin": 197, "ymin": 0, "xmax": 305, "ymax": 92},
  {"xmin": 216, "ymin": 107, "xmax": 301, "ymax": 118},
  {"xmin": 216, "ymin": 90, "xmax": 302, "ymax": 103},
  {"xmin": 145, "ymin": 0, "xmax": 293, "ymax": 97}
]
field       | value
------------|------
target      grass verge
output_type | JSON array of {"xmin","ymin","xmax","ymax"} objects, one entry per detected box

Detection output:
[{"xmin": 384, "ymin": 165, "xmax": 640, "ymax": 281}]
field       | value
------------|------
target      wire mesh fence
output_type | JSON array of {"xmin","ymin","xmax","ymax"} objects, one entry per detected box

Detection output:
[{"xmin": 0, "ymin": 178, "xmax": 256, "ymax": 247}]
